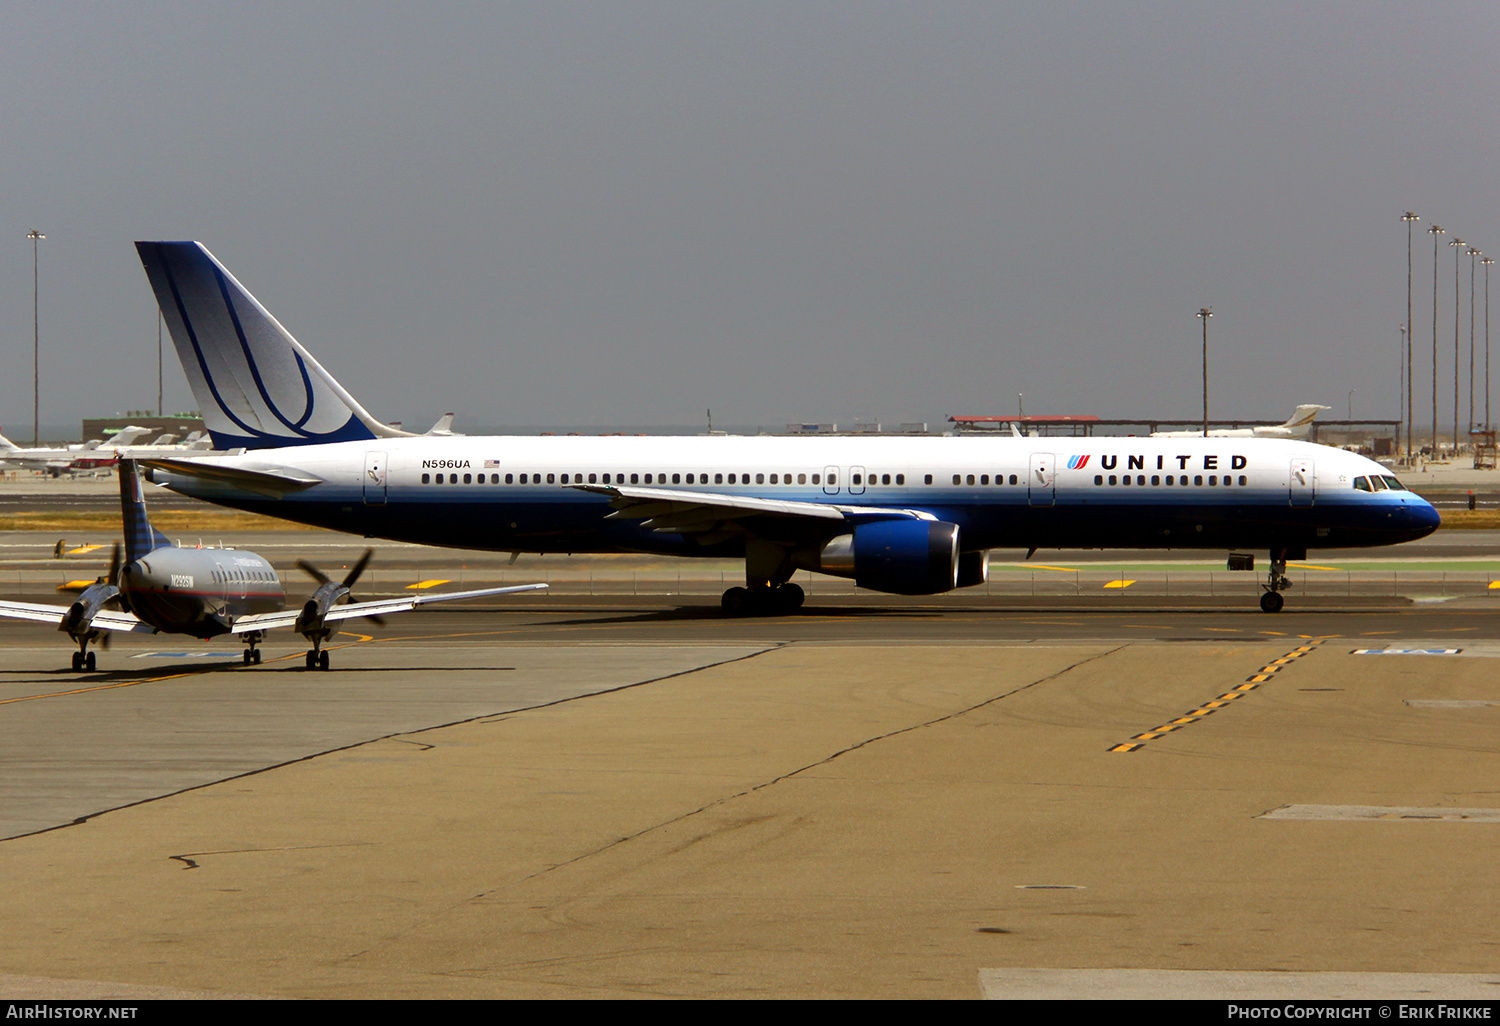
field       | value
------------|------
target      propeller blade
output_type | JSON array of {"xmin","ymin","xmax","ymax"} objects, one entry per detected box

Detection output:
[
  {"xmin": 341, "ymin": 548, "xmax": 374, "ymax": 589},
  {"xmin": 296, "ymin": 559, "xmax": 331, "ymax": 586},
  {"xmin": 344, "ymin": 593, "xmax": 387, "ymax": 627}
]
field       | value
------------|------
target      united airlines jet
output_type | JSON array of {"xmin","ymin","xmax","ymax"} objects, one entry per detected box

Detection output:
[{"xmin": 133, "ymin": 242, "xmax": 1439, "ymax": 615}]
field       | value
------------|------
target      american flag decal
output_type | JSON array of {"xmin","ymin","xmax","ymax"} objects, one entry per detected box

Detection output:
[{"xmin": 484, "ymin": 460, "xmax": 501, "ymax": 468}]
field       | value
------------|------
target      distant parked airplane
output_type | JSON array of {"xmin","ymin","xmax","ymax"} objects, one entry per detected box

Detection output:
[{"xmin": 1150, "ymin": 405, "xmax": 1331, "ymax": 439}]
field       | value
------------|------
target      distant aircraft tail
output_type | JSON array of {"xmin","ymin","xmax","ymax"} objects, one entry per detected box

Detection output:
[
  {"xmin": 134, "ymin": 241, "xmax": 413, "ymax": 450},
  {"xmin": 1278, "ymin": 404, "xmax": 1330, "ymax": 433},
  {"xmin": 118, "ymin": 460, "xmax": 172, "ymax": 562},
  {"xmin": 0, "ymin": 432, "xmax": 16, "ymax": 452}
]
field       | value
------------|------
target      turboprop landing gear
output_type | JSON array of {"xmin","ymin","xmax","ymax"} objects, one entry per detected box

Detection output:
[
  {"xmin": 1259, "ymin": 552, "xmax": 1292, "ymax": 613},
  {"xmin": 304, "ymin": 646, "xmax": 330, "ymax": 671},
  {"xmin": 241, "ymin": 632, "xmax": 264, "ymax": 665},
  {"xmin": 721, "ymin": 582, "xmax": 804, "ymax": 616},
  {"xmin": 70, "ymin": 647, "xmax": 97, "ymax": 672}
]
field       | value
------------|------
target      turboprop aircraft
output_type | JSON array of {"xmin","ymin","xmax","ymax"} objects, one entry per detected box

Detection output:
[
  {"xmin": 132, "ymin": 241, "xmax": 1439, "ymax": 615},
  {"xmin": 0, "ymin": 460, "xmax": 546, "ymax": 670}
]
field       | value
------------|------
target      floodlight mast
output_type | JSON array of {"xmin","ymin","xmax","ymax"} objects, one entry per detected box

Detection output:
[{"xmin": 27, "ymin": 230, "xmax": 44, "ymax": 445}]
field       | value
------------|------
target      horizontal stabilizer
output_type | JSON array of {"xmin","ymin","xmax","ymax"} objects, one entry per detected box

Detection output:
[{"xmin": 141, "ymin": 457, "xmax": 323, "ymax": 497}]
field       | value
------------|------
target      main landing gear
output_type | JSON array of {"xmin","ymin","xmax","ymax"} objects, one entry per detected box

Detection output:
[
  {"xmin": 241, "ymin": 632, "xmax": 264, "ymax": 665},
  {"xmin": 70, "ymin": 648, "xmax": 97, "ymax": 672},
  {"xmin": 722, "ymin": 539, "xmax": 807, "ymax": 616},
  {"xmin": 721, "ymin": 582, "xmax": 804, "ymax": 616},
  {"xmin": 1259, "ymin": 550, "xmax": 1293, "ymax": 613},
  {"xmin": 304, "ymin": 645, "xmax": 330, "ymax": 670}
]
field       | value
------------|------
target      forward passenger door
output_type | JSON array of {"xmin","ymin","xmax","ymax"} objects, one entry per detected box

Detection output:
[{"xmin": 1028, "ymin": 453, "xmax": 1056, "ymax": 506}]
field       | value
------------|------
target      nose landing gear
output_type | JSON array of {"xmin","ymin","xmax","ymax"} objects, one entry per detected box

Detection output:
[{"xmin": 1259, "ymin": 549, "xmax": 1295, "ymax": 613}]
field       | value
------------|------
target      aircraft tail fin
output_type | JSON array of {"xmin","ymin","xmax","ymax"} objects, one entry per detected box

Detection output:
[
  {"xmin": 134, "ymin": 241, "xmax": 414, "ymax": 451},
  {"xmin": 1280, "ymin": 404, "xmax": 1331, "ymax": 432},
  {"xmin": 118, "ymin": 460, "xmax": 172, "ymax": 562},
  {"xmin": 0, "ymin": 432, "xmax": 16, "ymax": 452}
]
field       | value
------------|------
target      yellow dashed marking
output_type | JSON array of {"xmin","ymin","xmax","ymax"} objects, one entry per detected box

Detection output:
[
  {"xmin": 406, "ymin": 579, "xmax": 452, "ymax": 590},
  {"xmin": 1102, "ymin": 580, "xmax": 1135, "ymax": 589},
  {"xmin": 1111, "ymin": 641, "xmax": 1324, "ymax": 752}
]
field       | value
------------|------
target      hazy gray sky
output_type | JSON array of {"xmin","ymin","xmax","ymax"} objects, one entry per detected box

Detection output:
[{"xmin": 3, "ymin": 1, "xmax": 1498, "ymax": 436}]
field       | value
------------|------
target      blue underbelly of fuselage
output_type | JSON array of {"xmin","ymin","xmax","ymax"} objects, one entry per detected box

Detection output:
[{"xmin": 183, "ymin": 484, "xmax": 1440, "ymax": 557}]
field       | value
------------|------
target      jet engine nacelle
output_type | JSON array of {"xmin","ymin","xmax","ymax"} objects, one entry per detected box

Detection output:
[{"xmin": 816, "ymin": 520, "xmax": 960, "ymax": 595}]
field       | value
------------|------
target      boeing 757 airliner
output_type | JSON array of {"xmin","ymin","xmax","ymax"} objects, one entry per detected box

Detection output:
[{"xmin": 132, "ymin": 242, "xmax": 1439, "ymax": 614}]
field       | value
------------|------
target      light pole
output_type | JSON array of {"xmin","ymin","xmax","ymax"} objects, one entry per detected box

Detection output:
[
  {"xmin": 1485, "ymin": 256, "xmax": 1495, "ymax": 429},
  {"xmin": 1430, "ymin": 224, "xmax": 1444, "ymax": 460},
  {"xmin": 1470, "ymin": 247, "xmax": 1481, "ymax": 436},
  {"xmin": 1453, "ymin": 237, "xmax": 1465, "ymax": 455},
  {"xmin": 1197, "ymin": 307, "xmax": 1213, "ymax": 437},
  {"xmin": 1404, "ymin": 212, "xmax": 1419, "ymax": 464},
  {"xmin": 1399, "ymin": 325, "xmax": 1407, "ymax": 451},
  {"xmin": 27, "ymin": 230, "xmax": 45, "ymax": 445}
]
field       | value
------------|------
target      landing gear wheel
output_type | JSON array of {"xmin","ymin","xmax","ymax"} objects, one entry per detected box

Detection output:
[
  {"xmin": 1259, "ymin": 590, "xmax": 1284, "ymax": 613},
  {"xmin": 721, "ymin": 587, "xmax": 748, "ymax": 614},
  {"xmin": 252, "ymin": 649, "xmax": 262, "ymax": 665},
  {"xmin": 305, "ymin": 650, "xmax": 317, "ymax": 670},
  {"xmin": 318, "ymin": 650, "xmax": 330, "ymax": 671},
  {"xmin": 243, "ymin": 650, "xmax": 253, "ymax": 665},
  {"xmin": 776, "ymin": 582, "xmax": 805, "ymax": 612},
  {"xmin": 71, "ymin": 652, "xmax": 83, "ymax": 672},
  {"xmin": 85, "ymin": 651, "xmax": 96, "ymax": 672}
]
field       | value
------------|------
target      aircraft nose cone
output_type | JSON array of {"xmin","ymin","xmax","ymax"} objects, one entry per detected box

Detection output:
[{"xmin": 1411, "ymin": 499, "xmax": 1442, "ymax": 535}]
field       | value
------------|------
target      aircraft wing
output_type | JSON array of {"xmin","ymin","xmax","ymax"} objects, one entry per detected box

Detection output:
[
  {"xmin": 573, "ymin": 484, "xmax": 935, "ymax": 534},
  {"xmin": 0, "ymin": 600, "xmax": 158, "ymax": 634},
  {"xmin": 228, "ymin": 583, "xmax": 549, "ymax": 634}
]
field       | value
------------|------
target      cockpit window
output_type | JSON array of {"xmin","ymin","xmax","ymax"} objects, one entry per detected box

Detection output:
[
  {"xmin": 1380, "ymin": 476, "xmax": 1406, "ymax": 491},
  {"xmin": 1369, "ymin": 475, "xmax": 1387, "ymax": 491},
  {"xmin": 1353, "ymin": 477, "xmax": 1371, "ymax": 492}
]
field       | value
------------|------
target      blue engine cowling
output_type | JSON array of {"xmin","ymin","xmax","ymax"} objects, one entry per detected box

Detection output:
[{"xmin": 816, "ymin": 520, "xmax": 960, "ymax": 595}]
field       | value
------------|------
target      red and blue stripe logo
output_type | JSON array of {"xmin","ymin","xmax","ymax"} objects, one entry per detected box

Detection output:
[{"xmin": 1067, "ymin": 455, "xmax": 1091, "ymax": 470}]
